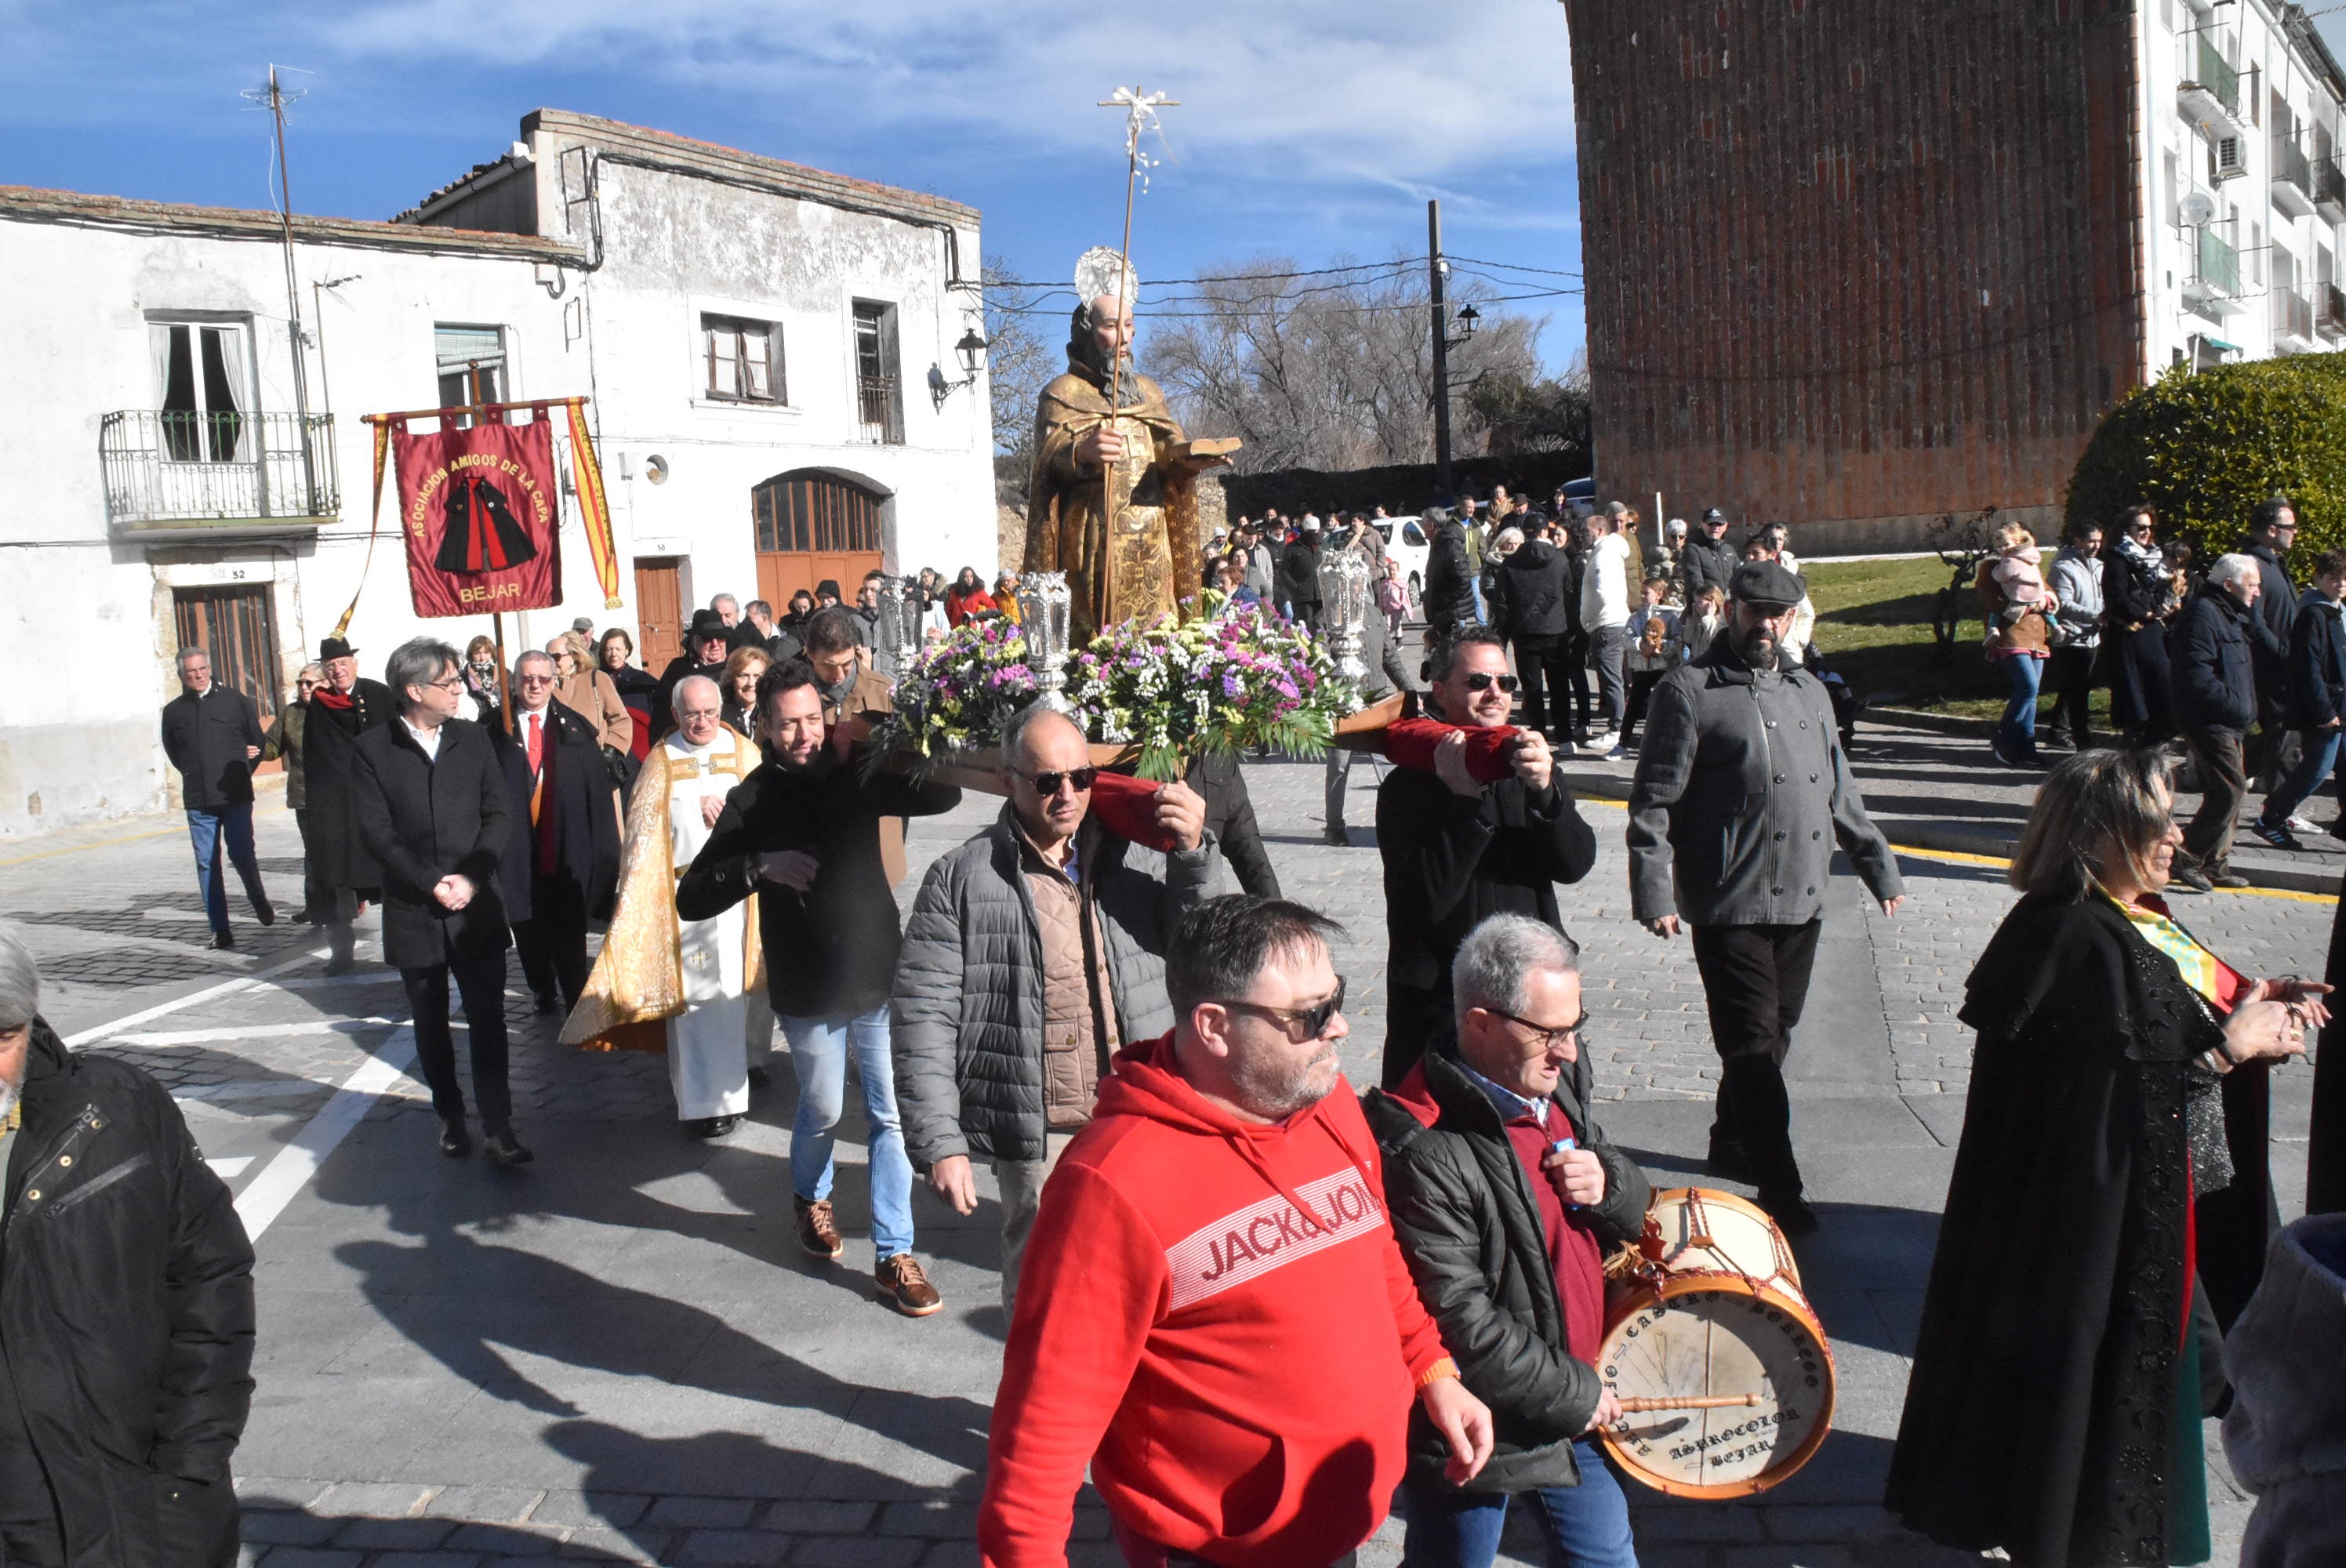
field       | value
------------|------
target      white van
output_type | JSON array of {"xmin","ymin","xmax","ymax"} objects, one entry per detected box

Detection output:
[{"xmin": 1373, "ymin": 517, "xmax": 1433, "ymax": 613}]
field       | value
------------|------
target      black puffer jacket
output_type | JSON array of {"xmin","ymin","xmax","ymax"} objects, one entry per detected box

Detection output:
[
  {"xmin": 1423, "ymin": 513, "xmax": 1479, "ymax": 632},
  {"xmin": 1491, "ymin": 539, "xmax": 1574, "ymax": 641},
  {"xmin": 1364, "ymin": 1042, "xmax": 1650, "ymax": 1493},
  {"xmin": 1, "ymin": 1020, "xmax": 256, "ymax": 1567}
]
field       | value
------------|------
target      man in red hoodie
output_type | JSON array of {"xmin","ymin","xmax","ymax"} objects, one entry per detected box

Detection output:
[{"xmin": 979, "ymin": 895, "xmax": 1494, "ymax": 1568}]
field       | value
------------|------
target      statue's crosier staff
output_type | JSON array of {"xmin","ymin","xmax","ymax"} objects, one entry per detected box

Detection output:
[{"xmin": 1093, "ymin": 86, "xmax": 1176, "ymax": 543}]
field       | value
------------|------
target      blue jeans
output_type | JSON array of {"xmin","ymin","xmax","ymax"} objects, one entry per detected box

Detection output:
[
  {"xmin": 185, "ymin": 803, "xmax": 266, "ymax": 935},
  {"xmin": 783, "ymin": 1007, "xmax": 915, "ymax": 1259},
  {"xmin": 2262, "ymin": 727, "xmax": 2344, "ymax": 826},
  {"xmin": 1399, "ymin": 1439, "xmax": 1640, "ymax": 1568},
  {"xmin": 1996, "ymin": 652, "xmax": 2044, "ymax": 756}
]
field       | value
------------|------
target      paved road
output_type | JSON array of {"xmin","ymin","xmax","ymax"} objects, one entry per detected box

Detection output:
[{"xmin": 5, "ymin": 725, "xmax": 2333, "ymax": 1568}]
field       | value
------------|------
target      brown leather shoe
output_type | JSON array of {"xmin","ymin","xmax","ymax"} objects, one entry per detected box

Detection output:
[
  {"xmin": 794, "ymin": 1196, "xmax": 844, "ymax": 1261},
  {"xmin": 876, "ymin": 1253, "xmax": 943, "ymax": 1317}
]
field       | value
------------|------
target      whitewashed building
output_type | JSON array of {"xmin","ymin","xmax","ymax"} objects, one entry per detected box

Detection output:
[
  {"xmin": 2152, "ymin": 0, "xmax": 2346, "ymax": 368},
  {"xmin": 0, "ymin": 109, "xmax": 993, "ymax": 838}
]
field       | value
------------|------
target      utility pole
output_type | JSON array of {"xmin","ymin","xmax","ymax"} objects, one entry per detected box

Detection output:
[
  {"xmin": 1428, "ymin": 198, "xmax": 1453, "ymax": 495},
  {"xmin": 265, "ymin": 65, "xmax": 319, "ymax": 517}
]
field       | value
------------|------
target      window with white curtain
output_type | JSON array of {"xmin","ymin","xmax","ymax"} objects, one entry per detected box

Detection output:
[
  {"xmin": 434, "ymin": 323, "xmax": 508, "ymax": 426},
  {"xmin": 149, "ymin": 322, "xmax": 250, "ymax": 463}
]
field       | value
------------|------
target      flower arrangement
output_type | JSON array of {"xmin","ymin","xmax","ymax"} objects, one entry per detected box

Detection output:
[{"xmin": 868, "ymin": 601, "xmax": 1352, "ymax": 781}]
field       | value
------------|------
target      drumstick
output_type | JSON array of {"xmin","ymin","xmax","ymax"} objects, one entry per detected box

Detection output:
[{"xmin": 1613, "ymin": 1394, "xmax": 1763, "ymax": 1414}]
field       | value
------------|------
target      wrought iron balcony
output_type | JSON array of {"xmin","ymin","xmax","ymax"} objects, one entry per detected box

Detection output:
[
  {"xmin": 2319, "ymin": 159, "xmax": 2346, "ymax": 223},
  {"xmin": 2272, "ymin": 138, "xmax": 2315, "ymax": 220},
  {"xmin": 100, "ymin": 410, "xmax": 340, "ymax": 538},
  {"xmin": 856, "ymin": 374, "xmax": 906, "ymax": 445},
  {"xmin": 2181, "ymin": 37, "xmax": 2246, "ymax": 138}
]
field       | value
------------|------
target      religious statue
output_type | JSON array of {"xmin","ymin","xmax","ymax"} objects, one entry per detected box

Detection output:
[{"xmin": 1025, "ymin": 248, "xmax": 1237, "ymax": 637}]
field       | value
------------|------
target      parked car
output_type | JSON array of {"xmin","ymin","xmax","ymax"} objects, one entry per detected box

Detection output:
[
  {"xmin": 1560, "ymin": 477, "xmax": 1597, "ymax": 520},
  {"xmin": 1374, "ymin": 517, "xmax": 1433, "ymax": 614}
]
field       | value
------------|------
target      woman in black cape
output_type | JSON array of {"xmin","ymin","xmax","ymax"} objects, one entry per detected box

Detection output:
[{"xmin": 1886, "ymin": 749, "xmax": 2322, "ymax": 1567}]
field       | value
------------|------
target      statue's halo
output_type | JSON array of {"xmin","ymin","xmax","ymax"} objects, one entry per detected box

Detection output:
[{"xmin": 1074, "ymin": 247, "xmax": 1138, "ymax": 314}]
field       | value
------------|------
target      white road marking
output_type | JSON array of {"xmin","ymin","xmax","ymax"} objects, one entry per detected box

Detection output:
[
  {"xmin": 205, "ymin": 1156, "xmax": 254, "ymax": 1178},
  {"xmin": 234, "ymin": 1029, "xmax": 419, "ymax": 1242},
  {"xmin": 64, "ymin": 947, "xmax": 329, "ymax": 1047},
  {"xmin": 117, "ymin": 1018, "xmax": 397, "ymax": 1047}
]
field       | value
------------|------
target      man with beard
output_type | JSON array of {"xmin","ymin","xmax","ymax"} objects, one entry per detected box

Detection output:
[
  {"xmin": 1626, "ymin": 561, "xmax": 1905, "ymax": 1236},
  {"xmin": 300, "ymin": 636, "xmax": 397, "ymax": 974},
  {"xmin": 1023, "ymin": 253, "xmax": 1235, "ymax": 636},
  {"xmin": 677, "ymin": 659, "xmax": 961, "ymax": 1313},
  {"xmin": 979, "ymin": 896, "xmax": 1493, "ymax": 1568}
]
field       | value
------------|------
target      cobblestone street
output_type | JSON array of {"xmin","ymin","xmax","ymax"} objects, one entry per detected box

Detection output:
[{"xmin": 5, "ymin": 724, "xmax": 2332, "ymax": 1568}]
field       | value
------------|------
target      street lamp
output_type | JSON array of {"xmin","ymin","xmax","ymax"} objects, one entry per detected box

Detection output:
[
  {"xmin": 928, "ymin": 327, "xmax": 991, "ymax": 410},
  {"xmin": 1447, "ymin": 303, "xmax": 1480, "ymax": 348}
]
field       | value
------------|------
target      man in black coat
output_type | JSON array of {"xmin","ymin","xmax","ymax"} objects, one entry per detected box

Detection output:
[
  {"xmin": 1423, "ymin": 506, "xmax": 1480, "ymax": 637},
  {"xmin": 302, "ymin": 636, "xmax": 398, "ymax": 973},
  {"xmin": 677, "ymin": 659, "xmax": 962, "ymax": 1313},
  {"xmin": 159, "ymin": 646, "xmax": 272, "ymax": 949},
  {"xmin": 1365, "ymin": 915, "xmax": 1650, "ymax": 1566},
  {"xmin": 502, "ymin": 651, "xmax": 620, "ymax": 1015},
  {"xmin": 652, "ymin": 609, "xmax": 735, "ymax": 741},
  {"xmin": 1277, "ymin": 522, "xmax": 1324, "ymax": 632},
  {"xmin": 353, "ymin": 637, "xmax": 527, "ymax": 1164},
  {"xmin": 1487, "ymin": 532, "xmax": 1574, "ymax": 741},
  {"xmin": 0, "ymin": 924, "xmax": 256, "ymax": 1568},
  {"xmin": 2171, "ymin": 555, "xmax": 2282, "ymax": 891},
  {"xmin": 2244, "ymin": 498, "xmax": 2304, "ymax": 789},
  {"xmin": 1378, "ymin": 628, "xmax": 1596, "ymax": 1087}
]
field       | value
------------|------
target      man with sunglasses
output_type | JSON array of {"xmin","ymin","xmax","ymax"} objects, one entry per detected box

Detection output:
[
  {"xmin": 1377, "ymin": 628, "xmax": 1596, "ymax": 1089},
  {"xmin": 1367, "ymin": 914, "xmax": 1651, "ymax": 1567},
  {"xmin": 895, "ymin": 702, "xmax": 1216, "ymax": 1313},
  {"xmin": 1627, "ymin": 561, "xmax": 1903, "ymax": 1236},
  {"xmin": 981, "ymin": 895, "xmax": 1494, "ymax": 1568}
]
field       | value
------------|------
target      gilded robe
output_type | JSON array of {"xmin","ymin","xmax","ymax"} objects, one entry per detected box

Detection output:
[{"xmin": 1024, "ymin": 364, "xmax": 1207, "ymax": 638}]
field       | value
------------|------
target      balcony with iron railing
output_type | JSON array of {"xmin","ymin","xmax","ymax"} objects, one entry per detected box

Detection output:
[
  {"xmin": 2184, "ymin": 227, "xmax": 2246, "ymax": 318},
  {"xmin": 856, "ymin": 374, "xmax": 906, "ymax": 445},
  {"xmin": 2272, "ymin": 138, "xmax": 2316, "ymax": 219},
  {"xmin": 2320, "ymin": 158, "xmax": 2346, "ymax": 223},
  {"xmin": 2181, "ymin": 35, "xmax": 2247, "ymax": 138},
  {"xmin": 2321, "ymin": 283, "xmax": 2346, "ymax": 340},
  {"xmin": 100, "ymin": 410, "xmax": 340, "ymax": 540},
  {"xmin": 2273, "ymin": 287, "xmax": 2316, "ymax": 350}
]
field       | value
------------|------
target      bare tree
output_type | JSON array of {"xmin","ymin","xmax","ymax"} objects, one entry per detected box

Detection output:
[
  {"xmin": 1142, "ymin": 256, "xmax": 1542, "ymax": 475},
  {"xmin": 982, "ymin": 255, "xmax": 1057, "ymax": 501}
]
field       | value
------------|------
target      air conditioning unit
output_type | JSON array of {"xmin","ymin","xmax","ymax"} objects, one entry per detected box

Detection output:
[{"xmin": 2213, "ymin": 136, "xmax": 2249, "ymax": 181}]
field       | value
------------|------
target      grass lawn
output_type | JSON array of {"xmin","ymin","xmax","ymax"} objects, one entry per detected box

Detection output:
[{"xmin": 1805, "ymin": 556, "xmax": 2113, "ymax": 724}]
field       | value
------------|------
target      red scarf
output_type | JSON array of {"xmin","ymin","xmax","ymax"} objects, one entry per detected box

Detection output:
[{"xmin": 312, "ymin": 687, "xmax": 355, "ymax": 711}]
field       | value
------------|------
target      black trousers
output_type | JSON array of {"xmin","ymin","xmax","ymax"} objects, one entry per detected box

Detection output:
[
  {"xmin": 514, "ymin": 877, "xmax": 589, "ymax": 1009},
  {"xmin": 2111, "ymin": 623, "xmax": 2174, "ymax": 745},
  {"xmin": 1690, "ymin": 920, "xmax": 1823, "ymax": 1204},
  {"xmin": 401, "ymin": 948, "xmax": 514, "ymax": 1131},
  {"xmin": 1623, "ymin": 669, "xmax": 1664, "ymax": 743},
  {"xmin": 1512, "ymin": 636, "xmax": 1571, "ymax": 736},
  {"xmin": 2043, "ymin": 644, "xmax": 2097, "ymax": 746}
]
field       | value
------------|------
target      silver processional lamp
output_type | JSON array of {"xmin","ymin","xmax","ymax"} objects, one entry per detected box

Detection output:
[
  {"xmin": 1317, "ymin": 548, "xmax": 1371, "ymax": 698},
  {"xmin": 1017, "ymin": 572, "xmax": 1076, "ymax": 713},
  {"xmin": 872, "ymin": 575, "xmax": 920, "ymax": 677}
]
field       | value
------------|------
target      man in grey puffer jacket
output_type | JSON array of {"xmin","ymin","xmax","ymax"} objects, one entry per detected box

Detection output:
[{"xmin": 893, "ymin": 703, "xmax": 1218, "ymax": 1311}]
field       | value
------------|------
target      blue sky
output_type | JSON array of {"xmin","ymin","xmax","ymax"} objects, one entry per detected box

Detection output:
[{"xmin": 0, "ymin": 0, "xmax": 1589, "ymax": 368}]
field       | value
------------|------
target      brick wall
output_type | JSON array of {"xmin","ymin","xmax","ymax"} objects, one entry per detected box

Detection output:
[{"xmin": 1561, "ymin": 0, "xmax": 2146, "ymax": 552}]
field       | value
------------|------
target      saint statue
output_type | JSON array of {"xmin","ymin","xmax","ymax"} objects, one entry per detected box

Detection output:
[{"xmin": 1025, "ymin": 249, "xmax": 1235, "ymax": 637}]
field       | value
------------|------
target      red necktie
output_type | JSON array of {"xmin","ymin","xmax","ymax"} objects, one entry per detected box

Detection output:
[{"xmin": 527, "ymin": 712, "xmax": 543, "ymax": 774}]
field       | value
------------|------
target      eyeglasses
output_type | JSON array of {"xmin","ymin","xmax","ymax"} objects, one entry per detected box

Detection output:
[
  {"xmin": 1462, "ymin": 672, "xmax": 1520, "ymax": 693},
  {"xmin": 517, "ymin": 673, "xmax": 555, "ymax": 686},
  {"xmin": 427, "ymin": 676, "xmax": 465, "ymax": 692},
  {"xmin": 1222, "ymin": 978, "xmax": 1348, "ymax": 1042},
  {"xmin": 296, "ymin": 678, "xmax": 320, "ymax": 689},
  {"xmin": 1487, "ymin": 1007, "xmax": 1583, "ymax": 1053},
  {"xmin": 1015, "ymin": 766, "xmax": 1097, "ymax": 797}
]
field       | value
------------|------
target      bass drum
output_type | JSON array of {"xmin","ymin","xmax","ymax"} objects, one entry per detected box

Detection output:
[{"xmin": 1596, "ymin": 1189, "xmax": 1834, "ymax": 1498}]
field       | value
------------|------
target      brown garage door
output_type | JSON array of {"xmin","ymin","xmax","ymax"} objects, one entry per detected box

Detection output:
[{"xmin": 752, "ymin": 470, "xmax": 884, "ymax": 608}]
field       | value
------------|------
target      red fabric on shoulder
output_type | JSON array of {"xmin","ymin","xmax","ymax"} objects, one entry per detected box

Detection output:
[
  {"xmin": 1382, "ymin": 717, "xmax": 1519, "ymax": 782},
  {"xmin": 1089, "ymin": 769, "xmax": 1182, "ymax": 852}
]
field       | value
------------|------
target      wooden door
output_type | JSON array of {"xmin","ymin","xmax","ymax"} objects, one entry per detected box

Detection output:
[
  {"xmin": 752, "ymin": 470, "xmax": 884, "ymax": 607},
  {"xmin": 634, "ymin": 557, "xmax": 683, "ymax": 672}
]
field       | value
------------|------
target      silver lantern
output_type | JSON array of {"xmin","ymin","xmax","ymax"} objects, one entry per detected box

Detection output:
[
  {"xmin": 873, "ymin": 575, "xmax": 921, "ymax": 681},
  {"xmin": 1016, "ymin": 572, "xmax": 1077, "ymax": 713},
  {"xmin": 1316, "ymin": 547, "xmax": 1373, "ymax": 697}
]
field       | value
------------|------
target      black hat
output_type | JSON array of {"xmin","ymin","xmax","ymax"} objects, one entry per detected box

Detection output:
[
  {"xmin": 319, "ymin": 636, "xmax": 358, "ymax": 661},
  {"xmin": 1729, "ymin": 560, "xmax": 1805, "ymax": 610},
  {"xmin": 1701, "ymin": 507, "xmax": 1728, "ymax": 524},
  {"xmin": 688, "ymin": 608, "xmax": 730, "ymax": 644}
]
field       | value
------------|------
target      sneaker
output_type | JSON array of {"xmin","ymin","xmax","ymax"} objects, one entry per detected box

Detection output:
[
  {"xmin": 1604, "ymin": 745, "xmax": 1627, "ymax": 761},
  {"xmin": 2286, "ymin": 814, "xmax": 2319, "ymax": 834},
  {"xmin": 876, "ymin": 1253, "xmax": 944, "ymax": 1317},
  {"xmin": 2170, "ymin": 861, "xmax": 2215, "ymax": 894},
  {"xmin": 796, "ymin": 1196, "xmax": 844, "ymax": 1261},
  {"xmin": 2249, "ymin": 818, "xmax": 2304, "ymax": 851}
]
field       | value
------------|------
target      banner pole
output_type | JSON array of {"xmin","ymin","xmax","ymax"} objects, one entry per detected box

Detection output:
[{"xmin": 493, "ymin": 612, "xmax": 514, "ymax": 731}]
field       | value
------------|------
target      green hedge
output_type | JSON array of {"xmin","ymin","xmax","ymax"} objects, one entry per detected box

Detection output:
[{"xmin": 2065, "ymin": 353, "xmax": 2346, "ymax": 564}]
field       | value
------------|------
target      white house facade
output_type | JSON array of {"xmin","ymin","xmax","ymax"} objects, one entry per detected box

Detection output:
[{"xmin": 0, "ymin": 109, "xmax": 992, "ymax": 839}]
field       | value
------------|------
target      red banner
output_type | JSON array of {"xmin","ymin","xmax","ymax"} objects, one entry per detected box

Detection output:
[{"xmin": 396, "ymin": 416, "xmax": 561, "ymax": 618}]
